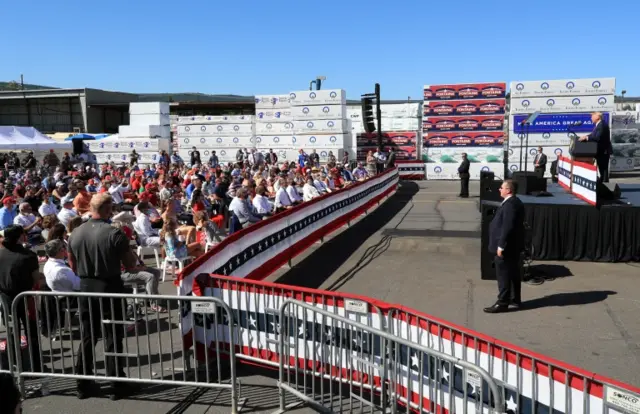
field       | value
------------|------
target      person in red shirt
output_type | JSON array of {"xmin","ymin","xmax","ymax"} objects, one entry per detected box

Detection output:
[{"xmin": 190, "ymin": 189, "xmax": 206, "ymax": 213}]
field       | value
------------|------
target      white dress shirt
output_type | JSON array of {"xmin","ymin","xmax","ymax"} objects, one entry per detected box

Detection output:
[
  {"xmin": 57, "ymin": 207, "xmax": 78, "ymax": 229},
  {"xmin": 133, "ymin": 213, "xmax": 161, "ymax": 246},
  {"xmin": 303, "ymin": 183, "xmax": 321, "ymax": 201},
  {"xmin": 44, "ymin": 258, "xmax": 81, "ymax": 292},
  {"xmin": 286, "ymin": 185, "xmax": 303, "ymax": 202},
  {"xmin": 14, "ymin": 213, "xmax": 41, "ymax": 233},
  {"xmin": 313, "ymin": 179, "xmax": 329, "ymax": 194},
  {"xmin": 109, "ymin": 184, "xmax": 130, "ymax": 204},
  {"xmin": 274, "ymin": 187, "xmax": 292, "ymax": 208},
  {"xmin": 38, "ymin": 203, "xmax": 58, "ymax": 217},
  {"xmin": 252, "ymin": 194, "xmax": 273, "ymax": 214}
]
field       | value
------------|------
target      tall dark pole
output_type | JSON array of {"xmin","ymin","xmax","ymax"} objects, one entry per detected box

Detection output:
[{"xmin": 375, "ymin": 83, "xmax": 381, "ymax": 149}]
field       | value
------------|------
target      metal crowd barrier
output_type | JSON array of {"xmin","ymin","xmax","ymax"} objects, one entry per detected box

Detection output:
[
  {"xmin": 0, "ymin": 294, "xmax": 15, "ymax": 375},
  {"xmin": 276, "ymin": 299, "xmax": 505, "ymax": 414},
  {"xmin": 200, "ymin": 275, "xmax": 388, "ymax": 370},
  {"xmin": 10, "ymin": 291, "xmax": 243, "ymax": 414}
]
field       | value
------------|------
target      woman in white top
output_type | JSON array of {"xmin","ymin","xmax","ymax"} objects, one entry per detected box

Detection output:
[
  {"xmin": 252, "ymin": 185, "xmax": 274, "ymax": 216},
  {"xmin": 303, "ymin": 177, "xmax": 321, "ymax": 201}
]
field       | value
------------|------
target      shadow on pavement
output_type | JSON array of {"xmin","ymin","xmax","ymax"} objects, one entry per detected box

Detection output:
[
  {"xmin": 274, "ymin": 180, "xmax": 419, "ymax": 290},
  {"xmin": 522, "ymin": 290, "xmax": 617, "ymax": 310}
]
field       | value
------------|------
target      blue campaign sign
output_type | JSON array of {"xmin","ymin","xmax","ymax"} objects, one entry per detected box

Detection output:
[{"xmin": 513, "ymin": 113, "xmax": 610, "ymax": 133}]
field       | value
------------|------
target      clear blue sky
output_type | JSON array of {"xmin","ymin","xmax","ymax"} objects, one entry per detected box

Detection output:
[{"xmin": 2, "ymin": 0, "xmax": 637, "ymax": 99}]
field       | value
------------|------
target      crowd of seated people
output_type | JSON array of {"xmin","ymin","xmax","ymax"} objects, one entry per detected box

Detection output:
[{"xmin": 0, "ymin": 148, "xmax": 378, "ymax": 294}]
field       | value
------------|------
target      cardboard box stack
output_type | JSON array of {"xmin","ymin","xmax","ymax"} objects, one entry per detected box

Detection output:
[
  {"xmin": 88, "ymin": 102, "xmax": 171, "ymax": 166},
  {"xmin": 254, "ymin": 94, "xmax": 294, "ymax": 163},
  {"xmin": 289, "ymin": 89, "xmax": 348, "ymax": 163},
  {"xmin": 175, "ymin": 114, "xmax": 255, "ymax": 166}
]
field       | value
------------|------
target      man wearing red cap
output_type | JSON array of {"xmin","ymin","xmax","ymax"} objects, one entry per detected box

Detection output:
[{"xmin": 0, "ymin": 197, "xmax": 17, "ymax": 229}]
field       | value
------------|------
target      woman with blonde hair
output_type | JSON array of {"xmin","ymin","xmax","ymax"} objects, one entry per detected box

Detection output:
[{"xmin": 161, "ymin": 219, "xmax": 203, "ymax": 259}]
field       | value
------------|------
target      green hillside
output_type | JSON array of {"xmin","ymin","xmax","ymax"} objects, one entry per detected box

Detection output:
[{"xmin": 0, "ymin": 81, "xmax": 57, "ymax": 91}]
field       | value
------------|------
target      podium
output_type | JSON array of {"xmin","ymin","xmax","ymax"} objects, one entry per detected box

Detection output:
[{"xmin": 569, "ymin": 136, "xmax": 597, "ymax": 160}]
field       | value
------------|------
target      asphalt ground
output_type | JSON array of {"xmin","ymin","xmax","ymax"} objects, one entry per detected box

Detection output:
[{"xmin": 19, "ymin": 173, "xmax": 640, "ymax": 413}]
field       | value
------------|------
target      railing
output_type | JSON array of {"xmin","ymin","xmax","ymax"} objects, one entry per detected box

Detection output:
[
  {"xmin": 276, "ymin": 299, "xmax": 505, "ymax": 414},
  {"xmin": 9, "ymin": 291, "xmax": 243, "ymax": 414},
  {"xmin": 0, "ymin": 294, "xmax": 15, "ymax": 375}
]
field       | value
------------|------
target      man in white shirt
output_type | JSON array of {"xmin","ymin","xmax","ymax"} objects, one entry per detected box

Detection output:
[
  {"xmin": 133, "ymin": 202, "xmax": 161, "ymax": 247},
  {"xmin": 313, "ymin": 174, "xmax": 330, "ymax": 194},
  {"xmin": 14, "ymin": 202, "xmax": 43, "ymax": 243},
  {"xmin": 38, "ymin": 196, "xmax": 58, "ymax": 217},
  {"xmin": 252, "ymin": 186, "xmax": 274, "ymax": 216},
  {"xmin": 57, "ymin": 196, "xmax": 78, "ymax": 229},
  {"xmin": 109, "ymin": 179, "xmax": 130, "ymax": 205},
  {"xmin": 274, "ymin": 178, "xmax": 293, "ymax": 211},
  {"xmin": 285, "ymin": 178, "xmax": 303, "ymax": 204},
  {"xmin": 43, "ymin": 239, "xmax": 80, "ymax": 292},
  {"xmin": 303, "ymin": 177, "xmax": 321, "ymax": 201},
  {"xmin": 373, "ymin": 148, "xmax": 387, "ymax": 174}
]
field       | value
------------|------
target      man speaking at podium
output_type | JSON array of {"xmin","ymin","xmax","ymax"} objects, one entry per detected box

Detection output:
[{"xmin": 579, "ymin": 112, "xmax": 612, "ymax": 183}]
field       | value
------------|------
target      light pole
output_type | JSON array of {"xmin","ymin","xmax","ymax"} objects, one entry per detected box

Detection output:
[{"xmin": 309, "ymin": 76, "xmax": 327, "ymax": 91}]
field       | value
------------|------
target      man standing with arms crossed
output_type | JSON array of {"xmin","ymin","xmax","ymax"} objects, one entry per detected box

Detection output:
[
  {"xmin": 533, "ymin": 147, "xmax": 547, "ymax": 179},
  {"xmin": 68, "ymin": 193, "xmax": 138, "ymax": 400},
  {"xmin": 457, "ymin": 153, "xmax": 470, "ymax": 198}
]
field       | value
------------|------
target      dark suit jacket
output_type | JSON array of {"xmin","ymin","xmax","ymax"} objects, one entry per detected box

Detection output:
[
  {"xmin": 534, "ymin": 153, "xmax": 547, "ymax": 168},
  {"xmin": 458, "ymin": 159, "xmax": 470, "ymax": 175},
  {"xmin": 587, "ymin": 121, "xmax": 613, "ymax": 156},
  {"xmin": 488, "ymin": 196, "xmax": 525, "ymax": 257},
  {"xmin": 385, "ymin": 152, "xmax": 396, "ymax": 168}
]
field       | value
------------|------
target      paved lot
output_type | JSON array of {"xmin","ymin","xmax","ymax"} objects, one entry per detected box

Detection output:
[{"xmin": 21, "ymin": 174, "xmax": 640, "ymax": 413}]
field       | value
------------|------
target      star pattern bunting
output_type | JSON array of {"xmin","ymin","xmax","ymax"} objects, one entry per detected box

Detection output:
[
  {"xmin": 399, "ymin": 166, "xmax": 426, "ymax": 173},
  {"xmin": 571, "ymin": 174, "xmax": 597, "ymax": 192},
  {"xmin": 208, "ymin": 173, "xmax": 398, "ymax": 276},
  {"xmin": 182, "ymin": 298, "xmax": 561, "ymax": 414}
]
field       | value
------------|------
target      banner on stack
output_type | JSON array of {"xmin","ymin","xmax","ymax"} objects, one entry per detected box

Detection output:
[
  {"xmin": 176, "ymin": 114, "xmax": 255, "ymax": 165},
  {"xmin": 611, "ymin": 110, "xmax": 640, "ymax": 172},
  {"xmin": 89, "ymin": 102, "xmax": 171, "ymax": 166},
  {"xmin": 255, "ymin": 94, "xmax": 293, "ymax": 162},
  {"xmin": 422, "ymin": 82, "xmax": 506, "ymax": 180},
  {"xmin": 508, "ymin": 78, "xmax": 616, "ymax": 177},
  {"xmin": 356, "ymin": 132, "xmax": 419, "ymax": 161}
]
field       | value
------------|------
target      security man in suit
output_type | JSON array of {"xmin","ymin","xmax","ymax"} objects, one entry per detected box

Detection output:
[
  {"xmin": 457, "ymin": 153, "xmax": 470, "ymax": 198},
  {"xmin": 485, "ymin": 179, "xmax": 525, "ymax": 313},
  {"xmin": 533, "ymin": 147, "xmax": 547, "ymax": 179},
  {"xmin": 385, "ymin": 148, "xmax": 397, "ymax": 169},
  {"xmin": 579, "ymin": 112, "xmax": 612, "ymax": 183}
]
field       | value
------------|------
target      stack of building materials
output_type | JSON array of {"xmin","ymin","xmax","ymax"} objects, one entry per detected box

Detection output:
[
  {"xmin": 254, "ymin": 94, "xmax": 294, "ymax": 162},
  {"xmin": 353, "ymin": 103, "xmax": 422, "ymax": 162},
  {"xmin": 422, "ymin": 83, "xmax": 507, "ymax": 180},
  {"xmin": 289, "ymin": 89, "xmax": 348, "ymax": 163},
  {"xmin": 175, "ymin": 114, "xmax": 255, "ymax": 166},
  {"xmin": 509, "ymin": 78, "xmax": 616, "ymax": 176},
  {"xmin": 88, "ymin": 102, "xmax": 171, "ymax": 166},
  {"xmin": 611, "ymin": 107, "xmax": 640, "ymax": 172}
]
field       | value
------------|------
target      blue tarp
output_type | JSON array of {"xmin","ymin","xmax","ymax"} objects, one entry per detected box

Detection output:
[{"xmin": 64, "ymin": 133, "xmax": 109, "ymax": 141}]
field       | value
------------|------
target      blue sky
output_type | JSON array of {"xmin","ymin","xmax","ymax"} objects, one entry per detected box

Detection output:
[{"xmin": 1, "ymin": 0, "xmax": 637, "ymax": 99}]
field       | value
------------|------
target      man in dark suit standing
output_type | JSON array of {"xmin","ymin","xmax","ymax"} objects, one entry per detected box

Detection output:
[
  {"xmin": 579, "ymin": 112, "xmax": 612, "ymax": 183},
  {"xmin": 485, "ymin": 179, "xmax": 525, "ymax": 313},
  {"xmin": 457, "ymin": 153, "xmax": 470, "ymax": 198},
  {"xmin": 533, "ymin": 147, "xmax": 547, "ymax": 178}
]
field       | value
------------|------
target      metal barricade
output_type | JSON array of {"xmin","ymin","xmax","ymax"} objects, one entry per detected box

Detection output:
[
  {"xmin": 275, "ymin": 299, "xmax": 505, "ymax": 414},
  {"xmin": 11, "ymin": 291, "xmax": 242, "ymax": 413},
  {"xmin": 0, "ymin": 294, "xmax": 15, "ymax": 375},
  {"xmin": 206, "ymin": 276, "xmax": 388, "ymax": 370}
]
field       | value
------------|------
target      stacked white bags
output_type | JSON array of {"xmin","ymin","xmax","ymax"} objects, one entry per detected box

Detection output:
[
  {"xmin": 254, "ymin": 94, "xmax": 294, "ymax": 161},
  {"xmin": 89, "ymin": 102, "xmax": 171, "ymax": 166},
  {"xmin": 289, "ymin": 89, "xmax": 347, "ymax": 162},
  {"xmin": 175, "ymin": 114, "xmax": 255, "ymax": 165}
]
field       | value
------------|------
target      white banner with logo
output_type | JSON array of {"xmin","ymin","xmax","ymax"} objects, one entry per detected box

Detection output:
[
  {"xmin": 510, "ymin": 78, "xmax": 616, "ymax": 98},
  {"xmin": 511, "ymin": 96, "xmax": 615, "ymax": 114}
]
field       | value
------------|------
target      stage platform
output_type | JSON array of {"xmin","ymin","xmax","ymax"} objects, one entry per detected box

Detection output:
[{"xmin": 517, "ymin": 183, "xmax": 640, "ymax": 262}]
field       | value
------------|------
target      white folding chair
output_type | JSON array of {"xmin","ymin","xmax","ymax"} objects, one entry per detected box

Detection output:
[
  {"xmin": 162, "ymin": 255, "xmax": 194, "ymax": 282},
  {"xmin": 136, "ymin": 245, "xmax": 161, "ymax": 268}
]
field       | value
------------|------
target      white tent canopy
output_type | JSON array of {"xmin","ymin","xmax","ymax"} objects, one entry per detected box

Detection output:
[{"xmin": 0, "ymin": 126, "xmax": 72, "ymax": 151}]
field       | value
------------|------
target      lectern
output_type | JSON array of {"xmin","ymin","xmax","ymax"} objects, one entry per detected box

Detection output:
[{"xmin": 569, "ymin": 136, "xmax": 598, "ymax": 159}]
